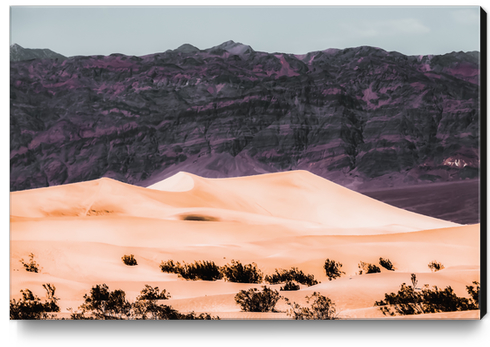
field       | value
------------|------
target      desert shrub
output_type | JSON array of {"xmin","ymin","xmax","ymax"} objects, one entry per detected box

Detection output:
[
  {"xmin": 375, "ymin": 274, "xmax": 478, "ymax": 316},
  {"xmin": 76, "ymin": 284, "xmax": 131, "ymax": 320},
  {"xmin": 160, "ymin": 259, "xmax": 179, "ymax": 273},
  {"xmin": 20, "ymin": 253, "xmax": 41, "ymax": 273},
  {"xmin": 160, "ymin": 260, "xmax": 222, "ymax": 281},
  {"xmin": 146, "ymin": 306, "xmax": 217, "ymax": 320},
  {"xmin": 358, "ymin": 261, "xmax": 381, "ymax": 275},
  {"xmin": 428, "ymin": 261, "xmax": 444, "ymax": 272},
  {"xmin": 179, "ymin": 261, "xmax": 222, "ymax": 281},
  {"xmin": 375, "ymin": 283, "xmax": 424, "ymax": 316},
  {"xmin": 122, "ymin": 254, "xmax": 138, "ymax": 266},
  {"xmin": 133, "ymin": 285, "xmax": 171, "ymax": 320},
  {"xmin": 285, "ymin": 292, "xmax": 339, "ymax": 320},
  {"xmin": 323, "ymin": 259, "xmax": 345, "ymax": 281},
  {"xmin": 234, "ymin": 286, "xmax": 281, "ymax": 312},
  {"xmin": 265, "ymin": 267, "xmax": 319, "ymax": 286},
  {"xmin": 410, "ymin": 273, "xmax": 419, "ymax": 288},
  {"xmin": 10, "ymin": 284, "xmax": 59, "ymax": 320},
  {"xmin": 73, "ymin": 284, "xmax": 219, "ymax": 320},
  {"xmin": 466, "ymin": 281, "xmax": 480, "ymax": 308},
  {"xmin": 137, "ymin": 284, "xmax": 171, "ymax": 301},
  {"xmin": 280, "ymin": 281, "xmax": 301, "ymax": 291},
  {"xmin": 379, "ymin": 257, "xmax": 395, "ymax": 271},
  {"xmin": 221, "ymin": 260, "xmax": 263, "ymax": 283}
]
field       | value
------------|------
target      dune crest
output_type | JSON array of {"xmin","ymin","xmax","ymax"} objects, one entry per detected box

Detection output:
[{"xmin": 148, "ymin": 171, "xmax": 196, "ymax": 192}]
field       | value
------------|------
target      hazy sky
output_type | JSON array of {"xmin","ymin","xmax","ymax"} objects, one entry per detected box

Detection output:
[{"xmin": 10, "ymin": 6, "xmax": 481, "ymax": 57}]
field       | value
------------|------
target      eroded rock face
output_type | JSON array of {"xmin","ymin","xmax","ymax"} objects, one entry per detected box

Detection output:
[{"xmin": 10, "ymin": 41, "xmax": 480, "ymax": 191}]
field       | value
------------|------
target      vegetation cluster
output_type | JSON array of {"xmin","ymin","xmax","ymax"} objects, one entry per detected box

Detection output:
[
  {"xmin": 265, "ymin": 267, "xmax": 319, "ymax": 287},
  {"xmin": 375, "ymin": 275, "xmax": 480, "ymax": 316},
  {"xmin": 160, "ymin": 260, "xmax": 222, "ymax": 281}
]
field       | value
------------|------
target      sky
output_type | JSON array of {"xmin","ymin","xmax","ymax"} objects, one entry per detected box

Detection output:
[{"xmin": 9, "ymin": 5, "xmax": 481, "ymax": 57}]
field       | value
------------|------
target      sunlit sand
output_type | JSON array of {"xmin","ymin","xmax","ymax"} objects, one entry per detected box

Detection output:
[{"xmin": 10, "ymin": 171, "xmax": 479, "ymax": 319}]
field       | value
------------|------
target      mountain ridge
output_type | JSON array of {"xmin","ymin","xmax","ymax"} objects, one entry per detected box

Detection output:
[
  {"xmin": 10, "ymin": 43, "xmax": 67, "ymax": 62},
  {"xmin": 10, "ymin": 41, "xmax": 480, "ymax": 195},
  {"xmin": 11, "ymin": 41, "xmax": 480, "ymax": 60}
]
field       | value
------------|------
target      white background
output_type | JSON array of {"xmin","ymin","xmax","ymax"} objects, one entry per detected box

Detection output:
[{"xmin": 3, "ymin": 0, "xmax": 488, "ymax": 346}]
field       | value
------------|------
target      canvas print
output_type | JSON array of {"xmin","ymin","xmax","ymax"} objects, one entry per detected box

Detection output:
[{"xmin": 9, "ymin": 6, "xmax": 483, "ymax": 320}]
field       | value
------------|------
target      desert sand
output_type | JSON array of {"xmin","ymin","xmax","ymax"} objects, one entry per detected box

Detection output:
[{"xmin": 10, "ymin": 170, "xmax": 480, "ymax": 319}]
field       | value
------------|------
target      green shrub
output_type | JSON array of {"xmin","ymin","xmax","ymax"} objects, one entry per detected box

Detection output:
[
  {"xmin": 221, "ymin": 260, "xmax": 263, "ymax": 283},
  {"xmin": 122, "ymin": 254, "xmax": 138, "ymax": 266},
  {"xmin": 20, "ymin": 253, "xmax": 41, "ymax": 273},
  {"xmin": 10, "ymin": 284, "xmax": 59, "ymax": 320},
  {"xmin": 323, "ymin": 259, "xmax": 345, "ymax": 281},
  {"xmin": 428, "ymin": 261, "xmax": 444, "ymax": 272},
  {"xmin": 280, "ymin": 281, "xmax": 300, "ymax": 291},
  {"xmin": 285, "ymin": 292, "xmax": 339, "ymax": 320},
  {"xmin": 234, "ymin": 286, "xmax": 281, "ymax": 312},
  {"xmin": 374, "ymin": 274, "xmax": 479, "ymax": 316},
  {"xmin": 159, "ymin": 260, "xmax": 222, "ymax": 281},
  {"xmin": 358, "ymin": 261, "xmax": 381, "ymax": 275},
  {"xmin": 265, "ymin": 267, "xmax": 319, "ymax": 286},
  {"xmin": 379, "ymin": 257, "xmax": 395, "ymax": 271}
]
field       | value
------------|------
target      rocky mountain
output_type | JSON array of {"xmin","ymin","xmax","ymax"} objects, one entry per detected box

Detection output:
[
  {"xmin": 10, "ymin": 43, "xmax": 67, "ymax": 62},
  {"xmin": 10, "ymin": 41, "xmax": 480, "ymax": 192}
]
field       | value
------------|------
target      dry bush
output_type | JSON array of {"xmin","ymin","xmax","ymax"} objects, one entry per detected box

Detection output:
[
  {"xmin": 122, "ymin": 254, "xmax": 138, "ymax": 266},
  {"xmin": 379, "ymin": 257, "xmax": 395, "ymax": 271},
  {"xmin": 20, "ymin": 253, "xmax": 41, "ymax": 273},
  {"xmin": 428, "ymin": 261, "xmax": 444, "ymax": 272},
  {"xmin": 265, "ymin": 267, "xmax": 318, "ymax": 286},
  {"xmin": 160, "ymin": 260, "xmax": 222, "ymax": 281},
  {"xmin": 221, "ymin": 260, "xmax": 263, "ymax": 283},
  {"xmin": 72, "ymin": 284, "xmax": 219, "ymax": 320},
  {"xmin": 280, "ymin": 281, "xmax": 300, "ymax": 291},
  {"xmin": 285, "ymin": 292, "xmax": 339, "ymax": 320},
  {"xmin": 358, "ymin": 261, "xmax": 381, "ymax": 275},
  {"xmin": 375, "ymin": 274, "xmax": 479, "ymax": 316},
  {"xmin": 323, "ymin": 259, "xmax": 345, "ymax": 280},
  {"xmin": 10, "ymin": 284, "xmax": 59, "ymax": 320},
  {"xmin": 235, "ymin": 286, "xmax": 281, "ymax": 312}
]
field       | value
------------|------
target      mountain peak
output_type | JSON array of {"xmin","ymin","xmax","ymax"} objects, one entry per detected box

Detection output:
[
  {"xmin": 175, "ymin": 43, "xmax": 200, "ymax": 54},
  {"xmin": 208, "ymin": 40, "xmax": 254, "ymax": 56},
  {"xmin": 10, "ymin": 44, "xmax": 66, "ymax": 62}
]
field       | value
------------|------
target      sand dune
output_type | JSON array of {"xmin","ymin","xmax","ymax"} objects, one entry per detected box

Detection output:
[
  {"xmin": 13, "ymin": 170, "xmax": 458, "ymax": 231},
  {"xmin": 10, "ymin": 171, "xmax": 479, "ymax": 319}
]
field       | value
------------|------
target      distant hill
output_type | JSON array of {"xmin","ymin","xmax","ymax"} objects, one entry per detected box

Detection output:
[{"xmin": 10, "ymin": 43, "xmax": 67, "ymax": 62}]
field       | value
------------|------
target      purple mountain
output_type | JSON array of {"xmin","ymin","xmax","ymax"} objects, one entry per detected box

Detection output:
[{"xmin": 10, "ymin": 41, "xmax": 480, "ymax": 194}]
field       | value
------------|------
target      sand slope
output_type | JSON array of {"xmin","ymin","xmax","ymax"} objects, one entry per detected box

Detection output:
[{"xmin": 10, "ymin": 171, "xmax": 479, "ymax": 319}]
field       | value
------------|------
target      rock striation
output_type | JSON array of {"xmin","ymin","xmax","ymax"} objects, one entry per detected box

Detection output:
[{"xmin": 10, "ymin": 41, "xmax": 480, "ymax": 192}]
